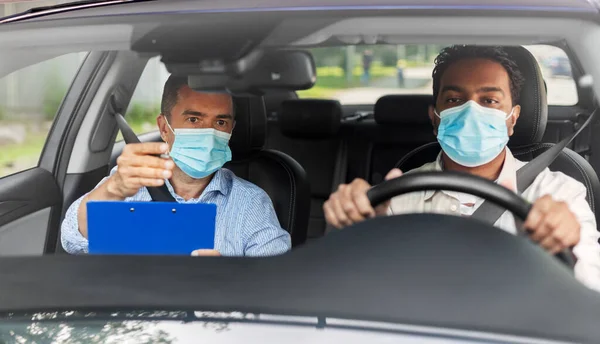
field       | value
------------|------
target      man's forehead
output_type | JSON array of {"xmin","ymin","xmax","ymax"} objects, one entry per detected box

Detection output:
[
  {"xmin": 440, "ymin": 58, "xmax": 511, "ymax": 92},
  {"xmin": 177, "ymin": 86, "xmax": 233, "ymax": 109}
]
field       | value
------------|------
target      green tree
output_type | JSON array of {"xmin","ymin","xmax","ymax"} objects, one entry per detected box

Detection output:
[
  {"xmin": 42, "ymin": 71, "xmax": 68, "ymax": 121},
  {"xmin": 126, "ymin": 103, "xmax": 161, "ymax": 125}
]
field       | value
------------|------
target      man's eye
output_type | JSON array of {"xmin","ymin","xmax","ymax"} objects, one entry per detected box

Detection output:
[
  {"xmin": 483, "ymin": 99, "xmax": 499, "ymax": 104},
  {"xmin": 187, "ymin": 117, "xmax": 199, "ymax": 124},
  {"xmin": 446, "ymin": 98, "xmax": 461, "ymax": 104},
  {"xmin": 216, "ymin": 120, "xmax": 226, "ymax": 127}
]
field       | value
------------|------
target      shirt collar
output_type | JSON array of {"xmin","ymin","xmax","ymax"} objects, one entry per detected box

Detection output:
[
  {"xmin": 422, "ymin": 148, "xmax": 517, "ymax": 201},
  {"xmin": 164, "ymin": 168, "xmax": 231, "ymax": 202}
]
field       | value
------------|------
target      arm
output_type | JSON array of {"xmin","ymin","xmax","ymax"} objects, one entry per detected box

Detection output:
[
  {"xmin": 76, "ymin": 173, "xmax": 125, "ymax": 239},
  {"xmin": 524, "ymin": 174, "xmax": 600, "ymax": 292},
  {"xmin": 567, "ymin": 188, "xmax": 600, "ymax": 292},
  {"xmin": 61, "ymin": 172, "xmax": 115, "ymax": 254},
  {"xmin": 61, "ymin": 142, "xmax": 174, "ymax": 254},
  {"xmin": 243, "ymin": 189, "xmax": 291, "ymax": 257}
]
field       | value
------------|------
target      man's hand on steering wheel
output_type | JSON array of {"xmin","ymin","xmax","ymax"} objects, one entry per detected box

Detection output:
[
  {"xmin": 324, "ymin": 168, "xmax": 403, "ymax": 229},
  {"xmin": 525, "ymin": 195, "xmax": 581, "ymax": 254},
  {"xmin": 324, "ymin": 168, "xmax": 582, "ymax": 257}
]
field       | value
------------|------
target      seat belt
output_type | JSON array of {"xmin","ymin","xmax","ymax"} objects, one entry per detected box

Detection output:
[
  {"xmin": 112, "ymin": 105, "xmax": 176, "ymax": 203},
  {"xmin": 471, "ymin": 108, "xmax": 597, "ymax": 225}
]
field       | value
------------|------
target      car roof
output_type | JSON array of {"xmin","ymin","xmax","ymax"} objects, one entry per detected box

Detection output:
[{"xmin": 1, "ymin": 0, "xmax": 598, "ymax": 25}]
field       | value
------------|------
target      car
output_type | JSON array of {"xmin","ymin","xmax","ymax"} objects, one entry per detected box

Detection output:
[
  {"xmin": 545, "ymin": 55, "xmax": 573, "ymax": 77},
  {"xmin": 2, "ymin": 0, "xmax": 600, "ymax": 343}
]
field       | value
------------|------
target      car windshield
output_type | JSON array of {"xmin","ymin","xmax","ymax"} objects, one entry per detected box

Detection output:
[
  {"xmin": 298, "ymin": 44, "xmax": 577, "ymax": 106},
  {"xmin": 3, "ymin": 2, "xmax": 600, "ymax": 343}
]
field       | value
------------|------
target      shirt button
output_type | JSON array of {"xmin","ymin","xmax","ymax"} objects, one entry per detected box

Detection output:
[{"xmin": 450, "ymin": 204, "xmax": 458, "ymax": 212}]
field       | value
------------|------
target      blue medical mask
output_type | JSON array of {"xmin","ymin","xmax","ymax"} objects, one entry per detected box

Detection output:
[
  {"xmin": 165, "ymin": 120, "xmax": 232, "ymax": 179},
  {"xmin": 435, "ymin": 100, "xmax": 513, "ymax": 167}
]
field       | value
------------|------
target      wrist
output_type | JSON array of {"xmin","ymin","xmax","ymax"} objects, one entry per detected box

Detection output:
[{"xmin": 103, "ymin": 176, "xmax": 126, "ymax": 200}]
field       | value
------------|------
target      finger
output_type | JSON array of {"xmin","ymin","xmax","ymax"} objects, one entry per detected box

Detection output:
[
  {"xmin": 384, "ymin": 168, "xmax": 403, "ymax": 181},
  {"xmin": 542, "ymin": 209, "xmax": 570, "ymax": 245},
  {"xmin": 323, "ymin": 200, "xmax": 342, "ymax": 229},
  {"xmin": 539, "ymin": 235, "xmax": 561, "ymax": 254},
  {"xmin": 524, "ymin": 207, "xmax": 545, "ymax": 240},
  {"xmin": 524, "ymin": 196, "xmax": 554, "ymax": 239},
  {"xmin": 119, "ymin": 155, "xmax": 174, "ymax": 170},
  {"xmin": 347, "ymin": 179, "xmax": 376, "ymax": 217},
  {"xmin": 124, "ymin": 166, "xmax": 172, "ymax": 180},
  {"xmin": 128, "ymin": 177, "xmax": 165, "ymax": 188},
  {"xmin": 331, "ymin": 195, "xmax": 352, "ymax": 227},
  {"xmin": 339, "ymin": 185, "xmax": 366, "ymax": 223},
  {"xmin": 191, "ymin": 249, "xmax": 221, "ymax": 256},
  {"xmin": 124, "ymin": 142, "xmax": 169, "ymax": 156}
]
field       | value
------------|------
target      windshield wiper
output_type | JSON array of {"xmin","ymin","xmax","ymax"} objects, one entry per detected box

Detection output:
[{"xmin": 0, "ymin": 0, "xmax": 152, "ymax": 24}]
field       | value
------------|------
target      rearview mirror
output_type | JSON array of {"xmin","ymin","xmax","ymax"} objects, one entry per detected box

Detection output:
[{"xmin": 187, "ymin": 50, "xmax": 316, "ymax": 94}]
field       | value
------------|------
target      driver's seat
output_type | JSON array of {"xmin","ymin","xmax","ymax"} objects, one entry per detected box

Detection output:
[{"xmin": 395, "ymin": 46, "xmax": 600, "ymax": 224}]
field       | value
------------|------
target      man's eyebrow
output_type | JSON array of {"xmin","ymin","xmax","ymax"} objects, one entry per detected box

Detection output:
[
  {"xmin": 478, "ymin": 86, "xmax": 505, "ymax": 95},
  {"xmin": 216, "ymin": 114, "xmax": 234, "ymax": 119},
  {"xmin": 441, "ymin": 85, "xmax": 463, "ymax": 93},
  {"xmin": 181, "ymin": 110, "xmax": 207, "ymax": 116}
]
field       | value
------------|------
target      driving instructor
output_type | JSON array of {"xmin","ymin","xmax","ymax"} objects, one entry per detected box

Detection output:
[
  {"xmin": 324, "ymin": 45, "xmax": 600, "ymax": 291},
  {"xmin": 61, "ymin": 76, "xmax": 291, "ymax": 256}
]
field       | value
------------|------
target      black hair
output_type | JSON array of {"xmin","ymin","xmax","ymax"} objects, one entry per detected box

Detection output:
[
  {"xmin": 160, "ymin": 75, "xmax": 235, "ymax": 119},
  {"xmin": 161, "ymin": 75, "xmax": 188, "ymax": 118},
  {"xmin": 432, "ymin": 45, "xmax": 525, "ymax": 106}
]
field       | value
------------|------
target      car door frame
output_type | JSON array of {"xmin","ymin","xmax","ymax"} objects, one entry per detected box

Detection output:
[{"xmin": 0, "ymin": 51, "xmax": 116, "ymax": 255}]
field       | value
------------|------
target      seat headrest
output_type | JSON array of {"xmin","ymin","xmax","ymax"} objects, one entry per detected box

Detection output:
[
  {"xmin": 373, "ymin": 47, "xmax": 547, "ymax": 146},
  {"xmin": 280, "ymin": 99, "xmax": 342, "ymax": 139},
  {"xmin": 265, "ymin": 91, "xmax": 298, "ymax": 119},
  {"xmin": 229, "ymin": 96, "xmax": 266, "ymax": 160},
  {"xmin": 503, "ymin": 46, "xmax": 548, "ymax": 147},
  {"xmin": 374, "ymin": 95, "xmax": 433, "ymax": 125}
]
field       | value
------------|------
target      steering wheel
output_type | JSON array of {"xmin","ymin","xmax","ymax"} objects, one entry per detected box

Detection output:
[{"xmin": 366, "ymin": 171, "xmax": 575, "ymax": 268}]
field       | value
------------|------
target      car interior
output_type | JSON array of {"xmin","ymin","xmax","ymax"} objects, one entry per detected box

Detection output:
[
  {"xmin": 8, "ymin": 3, "xmax": 600, "ymax": 342},
  {"xmin": 1, "ymin": 43, "xmax": 599, "ymax": 255},
  {"xmin": 101, "ymin": 45, "xmax": 600, "ymax": 249},
  {"xmin": 1, "ymin": 5, "xmax": 600, "ymax": 259}
]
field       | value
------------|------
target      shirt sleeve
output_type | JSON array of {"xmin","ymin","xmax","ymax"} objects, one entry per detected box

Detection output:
[
  {"xmin": 60, "ymin": 167, "xmax": 116, "ymax": 254},
  {"xmin": 242, "ymin": 188, "xmax": 291, "ymax": 257},
  {"xmin": 566, "ymin": 186, "xmax": 600, "ymax": 292}
]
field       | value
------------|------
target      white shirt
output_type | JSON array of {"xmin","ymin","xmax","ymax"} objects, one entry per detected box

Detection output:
[{"xmin": 388, "ymin": 148, "xmax": 600, "ymax": 292}]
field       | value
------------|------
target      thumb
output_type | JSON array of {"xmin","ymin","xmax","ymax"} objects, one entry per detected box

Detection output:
[{"xmin": 385, "ymin": 168, "xmax": 403, "ymax": 181}]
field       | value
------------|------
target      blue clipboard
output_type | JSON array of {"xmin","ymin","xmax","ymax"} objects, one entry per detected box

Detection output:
[{"xmin": 87, "ymin": 201, "xmax": 216, "ymax": 255}]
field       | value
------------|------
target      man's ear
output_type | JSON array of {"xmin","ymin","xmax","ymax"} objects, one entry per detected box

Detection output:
[
  {"xmin": 507, "ymin": 105, "xmax": 521, "ymax": 136},
  {"xmin": 428, "ymin": 105, "xmax": 439, "ymax": 136},
  {"xmin": 157, "ymin": 114, "xmax": 170, "ymax": 143}
]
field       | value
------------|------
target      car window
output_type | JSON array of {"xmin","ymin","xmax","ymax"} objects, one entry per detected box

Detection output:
[
  {"xmin": 523, "ymin": 45, "xmax": 578, "ymax": 106},
  {"xmin": 298, "ymin": 44, "xmax": 578, "ymax": 106},
  {"xmin": 0, "ymin": 52, "xmax": 87, "ymax": 178},
  {"xmin": 117, "ymin": 56, "xmax": 169, "ymax": 140}
]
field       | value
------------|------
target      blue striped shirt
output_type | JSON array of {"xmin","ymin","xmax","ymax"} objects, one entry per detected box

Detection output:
[{"xmin": 61, "ymin": 167, "xmax": 291, "ymax": 256}]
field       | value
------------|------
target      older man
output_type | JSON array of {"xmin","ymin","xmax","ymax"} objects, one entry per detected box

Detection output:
[{"xmin": 61, "ymin": 75, "xmax": 291, "ymax": 256}]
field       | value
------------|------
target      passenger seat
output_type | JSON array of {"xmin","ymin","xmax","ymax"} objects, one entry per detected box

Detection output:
[
  {"xmin": 357, "ymin": 95, "xmax": 436, "ymax": 184},
  {"xmin": 266, "ymin": 99, "xmax": 346, "ymax": 239},
  {"xmin": 222, "ymin": 96, "xmax": 311, "ymax": 247}
]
